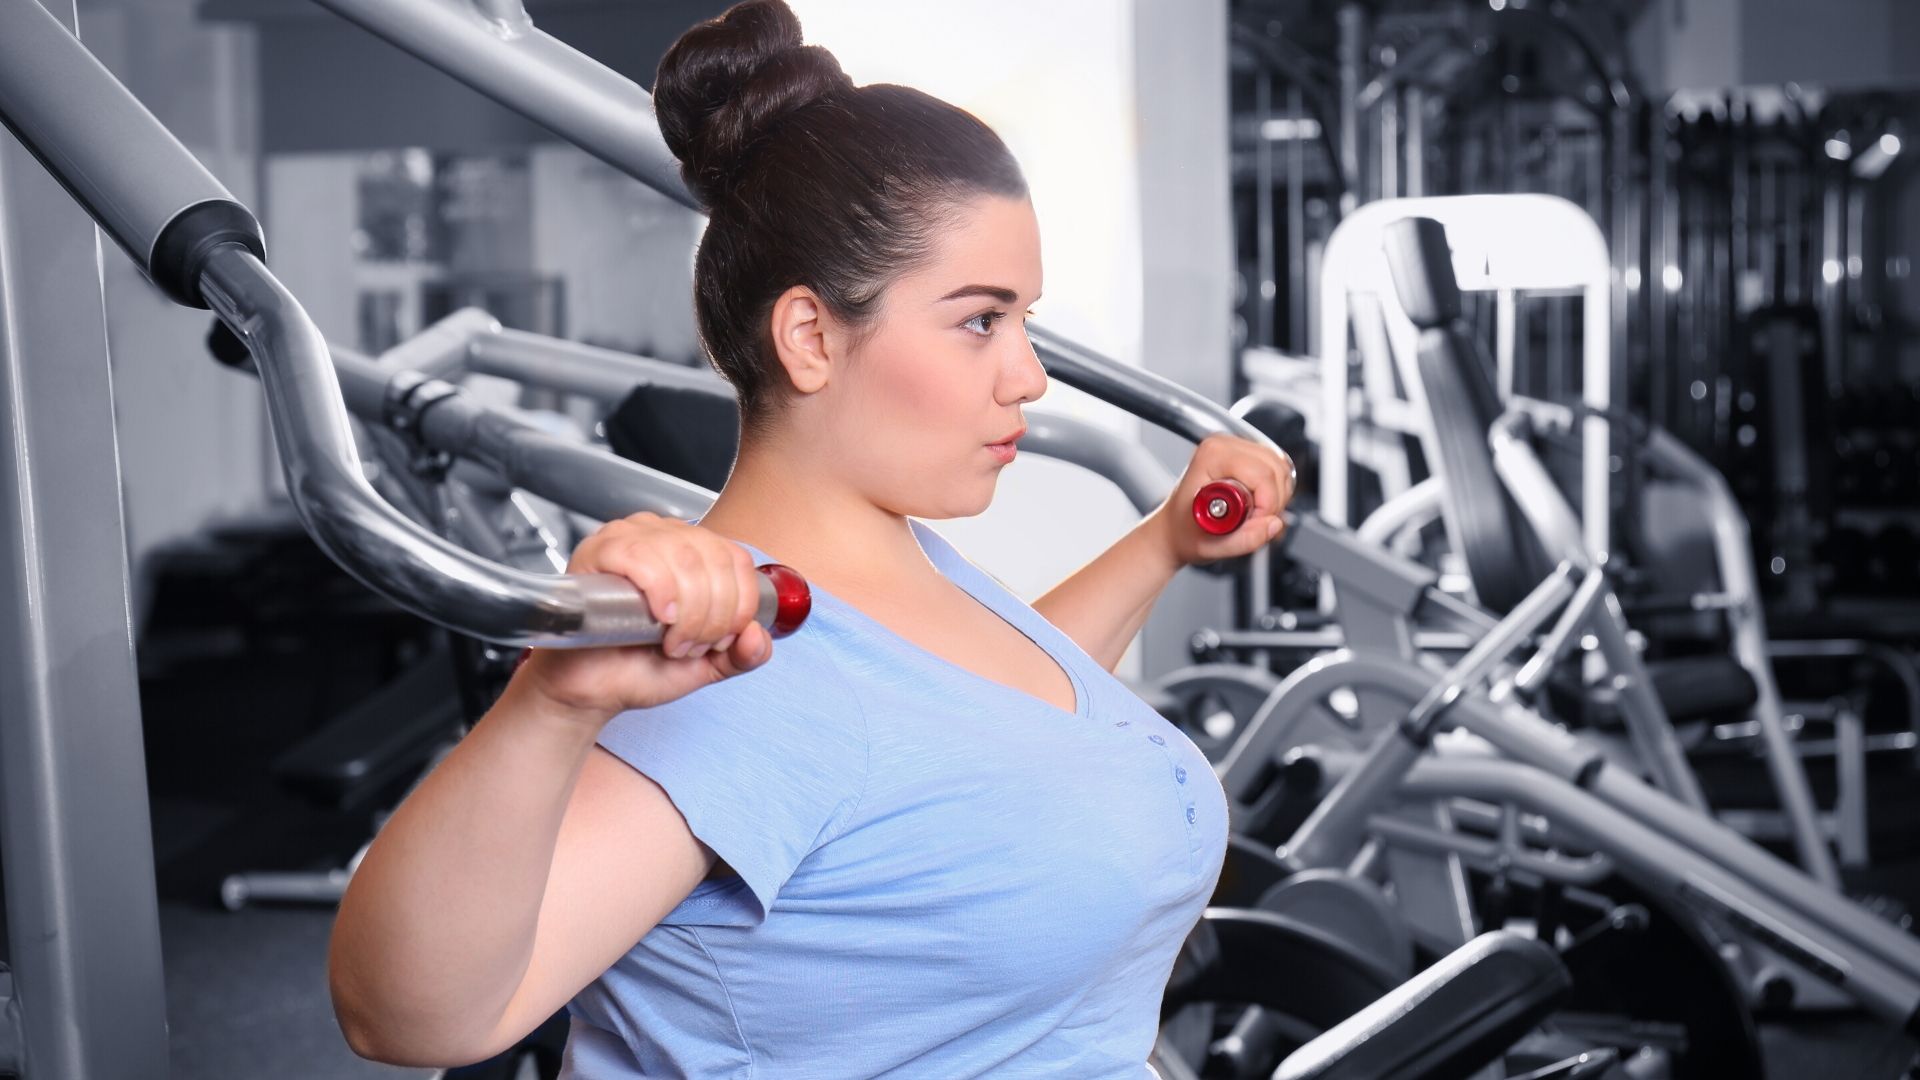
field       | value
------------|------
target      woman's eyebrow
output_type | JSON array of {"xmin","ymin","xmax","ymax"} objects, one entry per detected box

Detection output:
[{"xmin": 936, "ymin": 284, "xmax": 1020, "ymax": 304}]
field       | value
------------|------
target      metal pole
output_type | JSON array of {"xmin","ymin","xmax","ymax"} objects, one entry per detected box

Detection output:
[
  {"xmin": 1254, "ymin": 72, "xmax": 1276, "ymax": 349},
  {"xmin": 1336, "ymin": 2, "xmax": 1366, "ymax": 216},
  {"xmin": 1286, "ymin": 86, "xmax": 1307, "ymax": 353},
  {"xmin": 0, "ymin": 4, "xmax": 169, "ymax": 1076},
  {"xmin": 311, "ymin": 0, "xmax": 692, "ymax": 210},
  {"xmin": 1378, "ymin": 91, "xmax": 1398, "ymax": 201},
  {"xmin": 1403, "ymin": 86, "xmax": 1425, "ymax": 198}
]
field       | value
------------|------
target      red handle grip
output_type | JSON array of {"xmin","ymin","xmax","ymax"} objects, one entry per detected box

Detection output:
[
  {"xmin": 1192, "ymin": 479, "xmax": 1251, "ymax": 536},
  {"xmin": 759, "ymin": 562, "xmax": 812, "ymax": 638}
]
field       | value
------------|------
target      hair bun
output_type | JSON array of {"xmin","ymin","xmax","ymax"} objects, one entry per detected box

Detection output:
[{"xmin": 653, "ymin": 0, "xmax": 853, "ymax": 210}]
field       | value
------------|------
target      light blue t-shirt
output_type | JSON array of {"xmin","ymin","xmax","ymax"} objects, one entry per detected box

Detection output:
[{"xmin": 562, "ymin": 519, "xmax": 1228, "ymax": 1078}]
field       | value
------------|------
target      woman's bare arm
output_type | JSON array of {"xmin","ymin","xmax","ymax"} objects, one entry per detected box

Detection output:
[
  {"xmin": 1032, "ymin": 515, "xmax": 1182, "ymax": 672},
  {"xmin": 328, "ymin": 674, "xmax": 714, "ymax": 1067}
]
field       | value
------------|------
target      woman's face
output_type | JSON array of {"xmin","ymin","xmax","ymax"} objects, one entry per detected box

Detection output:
[{"xmin": 817, "ymin": 194, "xmax": 1047, "ymax": 520}]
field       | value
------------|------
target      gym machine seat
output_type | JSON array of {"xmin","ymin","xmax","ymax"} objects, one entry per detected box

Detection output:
[
  {"xmin": 1163, "ymin": 908, "xmax": 1401, "ymax": 1030},
  {"xmin": 1275, "ymin": 930, "xmax": 1571, "ymax": 1080},
  {"xmin": 1164, "ymin": 913, "xmax": 1571, "ymax": 1080},
  {"xmin": 1552, "ymin": 654, "xmax": 1761, "ymax": 730},
  {"xmin": 1379, "ymin": 216, "xmax": 1553, "ymax": 616},
  {"xmin": 604, "ymin": 381, "xmax": 741, "ymax": 492},
  {"xmin": 269, "ymin": 639, "xmax": 465, "ymax": 808}
]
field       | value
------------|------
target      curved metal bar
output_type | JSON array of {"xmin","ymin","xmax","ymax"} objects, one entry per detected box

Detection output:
[
  {"xmin": 197, "ymin": 244, "xmax": 677, "ymax": 648},
  {"xmin": 1214, "ymin": 648, "xmax": 1604, "ymax": 805},
  {"xmin": 1020, "ymin": 412, "xmax": 1177, "ymax": 517},
  {"xmin": 1028, "ymin": 323, "xmax": 1279, "ymax": 454},
  {"xmin": 1354, "ymin": 477, "xmax": 1443, "ymax": 548}
]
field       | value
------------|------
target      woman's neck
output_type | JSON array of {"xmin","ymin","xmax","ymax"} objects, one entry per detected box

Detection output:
[{"xmin": 695, "ymin": 437, "xmax": 939, "ymax": 600}]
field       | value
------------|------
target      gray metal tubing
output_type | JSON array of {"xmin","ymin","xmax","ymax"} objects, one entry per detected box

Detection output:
[
  {"xmin": 1508, "ymin": 409, "xmax": 1836, "ymax": 882},
  {"xmin": 1488, "ymin": 411, "xmax": 1589, "ymax": 567},
  {"xmin": 1511, "ymin": 567, "xmax": 1609, "ymax": 696},
  {"xmin": 1771, "ymin": 638, "xmax": 1920, "ymax": 763},
  {"xmin": 1215, "ymin": 649, "xmax": 1583, "ymax": 803},
  {"xmin": 1365, "ymin": 813, "xmax": 1614, "ymax": 887},
  {"xmin": 198, "ymin": 245, "xmax": 688, "ymax": 648},
  {"xmin": 1425, "ymin": 563, "xmax": 1578, "ymax": 706},
  {"xmin": 311, "ymin": 0, "xmax": 693, "ymax": 210},
  {"xmin": 1217, "ymin": 649, "xmax": 1368, "ymax": 802},
  {"xmin": 399, "ymin": 378, "xmax": 714, "ymax": 525},
  {"xmin": 0, "ymin": 31, "xmax": 170, "ymax": 1070},
  {"xmin": 1586, "ymin": 590, "xmax": 1717, "ymax": 815},
  {"xmin": 467, "ymin": 327, "xmax": 733, "ymax": 403},
  {"xmin": 1279, "ymin": 723, "xmax": 1427, "ymax": 871},
  {"xmin": 1354, "ymin": 477, "xmax": 1443, "ymax": 548},
  {"xmin": 381, "ymin": 307, "xmax": 502, "ymax": 381},
  {"xmin": 1404, "ymin": 758, "xmax": 1920, "ymax": 1027},
  {"xmin": 1644, "ymin": 426, "xmax": 1846, "ymax": 884},
  {"xmin": 1205, "ymin": 627, "xmax": 1479, "ymax": 654},
  {"xmin": 325, "ymin": 345, "xmax": 715, "ymax": 523},
  {"xmin": 1591, "ymin": 765, "xmax": 1920, "ymax": 985},
  {"xmin": 1027, "ymin": 324, "xmax": 1274, "ymax": 451},
  {"xmin": 0, "ymin": 0, "xmax": 258, "ymax": 305},
  {"xmin": 1019, "ymin": 412, "xmax": 1177, "ymax": 516},
  {"xmin": 1491, "ymin": 412, "xmax": 1724, "ymax": 815},
  {"xmin": 1279, "ymin": 567, "xmax": 1577, "ymax": 869}
]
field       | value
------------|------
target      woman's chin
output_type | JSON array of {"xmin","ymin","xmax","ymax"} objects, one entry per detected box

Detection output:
[{"xmin": 908, "ymin": 478, "xmax": 998, "ymax": 520}]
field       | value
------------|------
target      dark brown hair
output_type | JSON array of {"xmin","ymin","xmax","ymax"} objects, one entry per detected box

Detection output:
[{"xmin": 653, "ymin": 0, "xmax": 1028, "ymax": 436}]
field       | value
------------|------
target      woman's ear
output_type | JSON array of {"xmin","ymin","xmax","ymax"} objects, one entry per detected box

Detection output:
[{"xmin": 768, "ymin": 285, "xmax": 834, "ymax": 395}]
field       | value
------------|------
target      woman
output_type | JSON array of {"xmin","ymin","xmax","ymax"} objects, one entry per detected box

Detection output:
[{"xmin": 328, "ymin": 2, "xmax": 1295, "ymax": 1076}]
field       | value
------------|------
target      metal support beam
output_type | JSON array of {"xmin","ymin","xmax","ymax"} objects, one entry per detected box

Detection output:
[{"xmin": 0, "ymin": 3, "xmax": 170, "ymax": 1076}]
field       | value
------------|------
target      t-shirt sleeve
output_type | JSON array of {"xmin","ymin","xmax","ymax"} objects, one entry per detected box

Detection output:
[{"xmin": 594, "ymin": 631, "xmax": 867, "ymax": 927}]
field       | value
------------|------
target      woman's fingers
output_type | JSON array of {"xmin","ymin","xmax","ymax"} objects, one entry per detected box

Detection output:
[{"xmin": 689, "ymin": 540, "xmax": 738, "ymax": 659}]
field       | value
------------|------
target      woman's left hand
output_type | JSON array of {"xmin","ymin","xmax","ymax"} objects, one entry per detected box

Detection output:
[{"xmin": 1149, "ymin": 434, "xmax": 1297, "ymax": 567}]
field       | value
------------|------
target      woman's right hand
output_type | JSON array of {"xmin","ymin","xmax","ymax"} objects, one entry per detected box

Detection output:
[{"xmin": 515, "ymin": 512, "xmax": 775, "ymax": 723}]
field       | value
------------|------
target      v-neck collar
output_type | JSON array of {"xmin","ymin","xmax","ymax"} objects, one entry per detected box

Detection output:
[{"xmin": 711, "ymin": 518, "xmax": 1090, "ymax": 721}]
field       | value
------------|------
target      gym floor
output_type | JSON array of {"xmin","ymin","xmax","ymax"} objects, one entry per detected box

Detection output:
[{"xmin": 141, "ymin": 530, "xmax": 1920, "ymax": 1078}]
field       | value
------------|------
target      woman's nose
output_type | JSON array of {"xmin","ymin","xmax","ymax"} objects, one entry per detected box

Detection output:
[{"xmin": 1000, "ymin": 336, "xmax": 1049, "ymax": 404}]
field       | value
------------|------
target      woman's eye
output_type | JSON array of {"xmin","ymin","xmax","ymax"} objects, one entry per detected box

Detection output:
[{"xmin": 963, "ymin": 311, "xmax": 1002, "ymax": 337}]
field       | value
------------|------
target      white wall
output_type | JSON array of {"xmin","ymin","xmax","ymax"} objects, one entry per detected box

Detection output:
[{"xmin": 529, "ymin": 145, "xmax": 704, "ymax": 361}]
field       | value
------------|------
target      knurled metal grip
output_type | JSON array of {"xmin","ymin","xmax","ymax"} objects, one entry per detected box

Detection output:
[
  {"xmin": 1193, "ymin": 479, "xmax": 1250, "ymax": 536},
  {"xmin": 524, "ymin": 562, "xmax": 812, "ymax": 652}
]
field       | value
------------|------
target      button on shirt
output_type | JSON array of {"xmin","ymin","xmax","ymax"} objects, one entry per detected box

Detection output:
[{"xmin": 563, "ymin": 519, "xmax": 1229, "ymax": 1078}]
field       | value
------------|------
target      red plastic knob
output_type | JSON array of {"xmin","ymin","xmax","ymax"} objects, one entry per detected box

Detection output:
[
  {"xmin": 759, "ymin": 563, "xmax": 812, "ymax": 638},
  {"xmin": 1192, "ymin": 480, "xmax": 1250, "ymax": 536}
]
